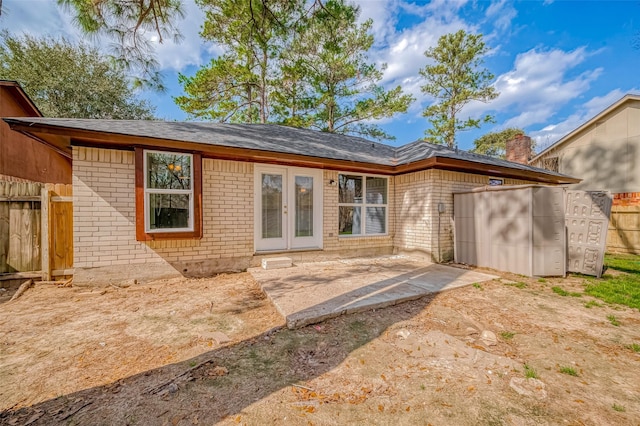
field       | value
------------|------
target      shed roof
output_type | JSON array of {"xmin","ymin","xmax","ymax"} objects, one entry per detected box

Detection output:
[{"xmin": 3, "ymin": 117, "xmax": 579, "ymax": 184}]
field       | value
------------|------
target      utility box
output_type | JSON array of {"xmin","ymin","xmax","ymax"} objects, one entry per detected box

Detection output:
[{"xmin": 454, "ymin": 185, "xmax": 566, "ymax": 277}]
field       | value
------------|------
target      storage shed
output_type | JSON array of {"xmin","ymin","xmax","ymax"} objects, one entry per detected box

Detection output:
[{"xmin": 454, "ymin": 185, "xmax": 566, "ymax": 277}]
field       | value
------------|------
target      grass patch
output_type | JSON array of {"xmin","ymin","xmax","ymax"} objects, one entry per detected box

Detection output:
[
  {"xmin": 552, "ymin": 286, "xmax": 582, "ymax": 297},
  {"xmin": 625, "ymin": 343, "xmax": 640, "ymax": 353},
  {"xmin": 505, "ymin": 281, "xmax": 527, "ymax": 289},
  {"xmin": 473, "ymin": 283, "xmax": 483, "ymax": 290},
  {"xmin": 605, "ymin": 253, "xmax": 640, "ymax": 274},
  {"xmin": 523, "ymin": 364, "xmax": 538, "ymax": 379},
  {"xmin": 607, "ymin": 315, "xmax": 621, "ymax": 327},
  {"xmin": 558, "ymin": 366, "xmax": 578, "ymax": 376},
  {"xmin": 584, "ymin": 300, "xmax": 603, "ymax": 309},
  {"xmin": 612, "ymin": 403, "xmax": 626, "ymax": 412},
  {"xmin": 500, "ymin": 331, "xmax": 515, "ymax": 340},
  {"xmin": 537, "ymin": 278, "xmax": 546, "ymax": 283},
  {"xmin": 584, "ymin": 274, "xmax": 640, "ymax": 310}
]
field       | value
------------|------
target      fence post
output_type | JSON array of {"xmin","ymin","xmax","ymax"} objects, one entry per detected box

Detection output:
[{"xmin": 41, "ymin": 186, "xmax": 51, "ymax": 281}]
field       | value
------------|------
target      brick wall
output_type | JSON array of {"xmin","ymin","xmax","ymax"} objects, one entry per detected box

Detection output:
[
  {"xmin": 73, "ymin": 147, "xmax": 254, "ymax": 283},
  {"xmin": 73, "ymin": 146, "xmax": 540, "ymax": 281},
  {"xmin": 613, "ymin": 192, "xmax": 640, "ymax": 206}
]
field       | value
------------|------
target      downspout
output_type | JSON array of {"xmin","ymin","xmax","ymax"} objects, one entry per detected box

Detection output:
[{"xmin": 437, "ymin": 201, "xmax": 445, "ymax": 263}]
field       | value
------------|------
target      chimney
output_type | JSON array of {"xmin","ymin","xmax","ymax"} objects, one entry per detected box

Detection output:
[{"xmin": 505, "ymin": 134, "xmax": 532, "ymax": 164}]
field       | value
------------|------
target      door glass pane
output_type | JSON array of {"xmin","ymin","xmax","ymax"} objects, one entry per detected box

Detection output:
[
  {"xmin": 366, "ymin": 177, "xmax": 387, "ymax": 204},
  {"xmin": 338, "ymin": 174, "xmax": 363, "ymax": 203},
  {"xmin": 339, "ymin": 206, "xmax": 361, "ymax": 235},
  {"xmin": 366, "ymin": 207, "xmax": 386, "ymax": 234},
  {"xmin": 149, "ymin": 193, "xmax": 190, "ymax": 229},
  {"xmin": 295, "ymin": 176, "xmax": 313, "ymax": 237},
  {"xmin": 262, "ymin": 174, "xmax": 282, "ymax": 239}
]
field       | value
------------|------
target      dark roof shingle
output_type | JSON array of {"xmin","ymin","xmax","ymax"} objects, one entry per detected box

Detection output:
[{"xmin": 3, "ymin": 117, "xmax": 574, "ymax": 180}]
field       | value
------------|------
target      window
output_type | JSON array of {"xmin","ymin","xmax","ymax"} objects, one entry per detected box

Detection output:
[
  {"xmin": 338, "ymin": 174, "xmax": 388, "ymax": 236},
  {"xmin": 135, "ymin": 148, "xmax": 202, "ymax": 241},
  {"xmin": 541, "ymin": 156, "xmax": 559, "ymax": 172}
]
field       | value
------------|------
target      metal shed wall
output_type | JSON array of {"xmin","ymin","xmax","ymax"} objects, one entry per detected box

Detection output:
[{"xmin": 454, "ymin": 185, "xmax": 566, "ymax": 276}]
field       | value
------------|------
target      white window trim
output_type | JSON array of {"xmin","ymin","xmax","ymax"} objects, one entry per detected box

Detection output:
[
  {"xmin": 338, "ymin": 172, "xmax": 389, "ymax": 237},
  {"xmin": 143, "ymin": 149, "xmax": 194, "ymax": 233}
]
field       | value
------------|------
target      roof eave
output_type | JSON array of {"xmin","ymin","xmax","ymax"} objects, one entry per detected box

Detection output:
[{"xmin": 396, "ymin": 156, "xmax": 580, "ymax": 184}]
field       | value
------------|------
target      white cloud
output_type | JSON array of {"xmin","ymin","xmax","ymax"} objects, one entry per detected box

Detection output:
[
  {"xmin": 361, "ymin": 0, "xmax": 525, "ymax": 126},
  {"xmin": 485, "ymin": 0, "xmax": 517, "ymax": 32},
  {"xmin": 0, "ymin": 0, "xmax": 84, "ymax": 41},
  {"xmin": 151, "ymin": 0, "xmax": 214, "ymax": 72},
  {"xmin": 0, "ymin": 0, "xmax": 213, "ymax": 74},
  {"xmin": 462, "ymin": 47, "xmax": 602, "ymax": 130},
  {"xmin": 352, "ymin": 0, "xmax": 399, "ymax": 48},
  {"xmin": 364, "ymin": 1, "xmax": 473, "ymax": 111}
]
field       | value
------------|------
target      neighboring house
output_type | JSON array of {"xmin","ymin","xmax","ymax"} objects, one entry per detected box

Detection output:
[
  {"xmin": 4, "ymin": 118, "xmax": 578, "ymax": 283},
  {"xmin": 530, "ymin": 94, "xmax": 640, "ymax": 253},
  {"xmin": 0, "ymin": 81, "xmax": 71, "ymax": 183}
]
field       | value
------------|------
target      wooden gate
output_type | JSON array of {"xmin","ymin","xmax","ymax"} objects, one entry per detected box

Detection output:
[{"xmin": 42, "ymin": 184, "xmax": 73, "ymax": 280}]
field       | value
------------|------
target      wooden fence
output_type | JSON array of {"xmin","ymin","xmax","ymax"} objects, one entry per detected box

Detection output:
[
  {"xmin": 0, "ymin": 181, "xmax": 42, "ymax": 274},
  {"xmin": 607, "ymin": 205, "xmax": 640, "ymax": 255},
  {"xmin": 0, "ymin": 181, "xmax": 73, "ymax": 281}
]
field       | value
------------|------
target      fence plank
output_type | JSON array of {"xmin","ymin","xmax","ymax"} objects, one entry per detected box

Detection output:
[
  {"xmin": 8, "ymin": 202, "xmax": 22, "ymax": 272},
  {"xmin": 41, "ymin": 188, "xmax": 50, "ymax": 280},
  {"xmin": 21, "ymin": 202, "xmax": 32, "ymax": 271},
  {"xmin": 32, "ymin": 205, "xmax": 41, "ymax": 272},
  {"xmin": 0, "ymin": 201, "xmax": 8, "ymax": 273},
  {"xmin": 51, "ymin": 199, "xmax": 74, "ymax": 274}
]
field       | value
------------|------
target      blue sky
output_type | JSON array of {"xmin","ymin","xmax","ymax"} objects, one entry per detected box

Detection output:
[{"xmin": 1, "ymin": 0, "xmax": 639, "ymax": 151}]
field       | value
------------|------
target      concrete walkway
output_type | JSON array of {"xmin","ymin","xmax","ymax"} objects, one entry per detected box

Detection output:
[{"xmin": 250, "ymin": 256, "xmax": 498, "ymax": 329}]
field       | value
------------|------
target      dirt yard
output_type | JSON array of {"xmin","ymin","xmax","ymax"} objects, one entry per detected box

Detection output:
[{"xmin": 1, "ymin": 267, "xmax": 639, "ymax": 425}]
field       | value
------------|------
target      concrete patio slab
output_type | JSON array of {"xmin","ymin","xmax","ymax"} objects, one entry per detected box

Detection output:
[{"xmin": 250, "ymin": 255, "xmax": 498, "ymax": 329}]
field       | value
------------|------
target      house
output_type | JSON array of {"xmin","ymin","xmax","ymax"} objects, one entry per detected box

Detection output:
[
  {"xmin": 0, "ymin": 81, "xmax": 71, "ymax": 183},
  {"xmin": 3, "ymin": 118, "xmax": 578, "ymax": 284},
  {"xmin": 530, "ymin": 94, "xmax": 640, "ymax": 253}
]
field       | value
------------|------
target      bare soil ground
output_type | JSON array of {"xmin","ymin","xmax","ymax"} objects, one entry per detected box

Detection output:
[{"xmin": 0, "ymin": 268, "xmax": 639, "ymax": 425}]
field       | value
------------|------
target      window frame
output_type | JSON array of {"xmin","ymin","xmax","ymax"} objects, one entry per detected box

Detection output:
[
  {"xmin": 337, "ymin": 173, "xmax": 389, "ymax": 237},
  {"xmin": 135, "ymin": 147, "xmax": 202, "ymax": 241}
]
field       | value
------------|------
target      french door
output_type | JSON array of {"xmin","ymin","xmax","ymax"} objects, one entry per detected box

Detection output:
[{"xmin": 254, "ymin": 166, "xmax": 323, "ymax": 252}]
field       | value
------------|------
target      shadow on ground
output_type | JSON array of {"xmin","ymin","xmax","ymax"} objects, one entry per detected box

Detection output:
[{"xmin": 0, "ymin": 292, "xmax": 438, "ymax": 425}]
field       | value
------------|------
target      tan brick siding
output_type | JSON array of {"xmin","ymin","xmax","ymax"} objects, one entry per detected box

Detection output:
[
  {"xmin": 73, "ymin": 146, "xmax": 539, "ymax": 277},
  {"xmin": 73, "ymin": 147, "xmax": 253, "ymax": 273}
]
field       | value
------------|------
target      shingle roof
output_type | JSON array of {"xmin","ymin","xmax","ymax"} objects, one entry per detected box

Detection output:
[
  {"xmin": 3, "ymin": 117, "xmax": 573, "ymax": 180},
  {"xmin": 395, "ymin": 139, "xmax": 569, "ymax": 176}
]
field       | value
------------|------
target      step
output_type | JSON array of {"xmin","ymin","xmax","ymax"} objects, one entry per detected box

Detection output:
[{"xmin": 261, "ymin": 257, "xmax": 293, "ymax": 270}]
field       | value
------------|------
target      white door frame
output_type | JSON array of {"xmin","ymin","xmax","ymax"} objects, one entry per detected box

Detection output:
[{"xmin": 254, "ymin": 165, "xmax": 323, "ymax": 252}]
